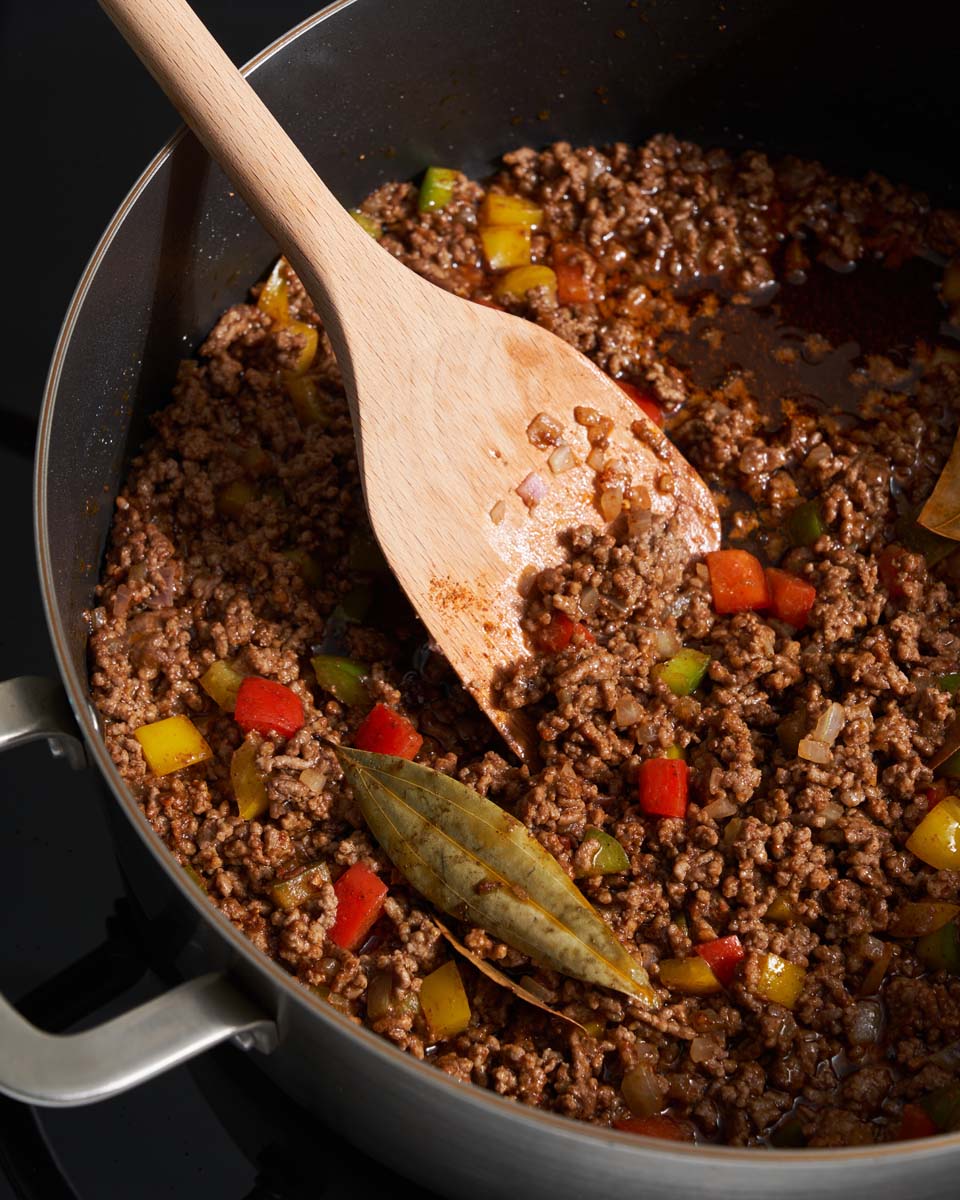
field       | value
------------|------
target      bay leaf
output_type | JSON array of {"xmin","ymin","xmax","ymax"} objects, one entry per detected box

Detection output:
[
  {"xmin": 330, "ymin": 743, "xmax": 658, "ymax": 1007},
  {"xmin": 432, "ymin": 917, "xmax": 586, "ymax": 1032},
  {"xmin": 918, "ymin": 430, "xmax": 960, "ymax": 541}
]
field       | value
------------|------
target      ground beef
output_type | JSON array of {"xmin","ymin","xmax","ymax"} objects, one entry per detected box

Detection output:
[{"xmin": 88, "ymin": 134, "xmax": 960, "ymax": 1148}]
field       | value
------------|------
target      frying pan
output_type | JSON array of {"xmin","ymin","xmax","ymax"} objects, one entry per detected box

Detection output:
[{"xmin": 1, "ymin": 1, "xmax": 958, "ymax": 1195}]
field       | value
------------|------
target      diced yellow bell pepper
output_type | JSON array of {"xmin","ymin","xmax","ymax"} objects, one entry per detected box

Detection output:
[
  {"xmin": 494, "ymin": 265, "xmax": 557, "ymax": 303},
  {"xmin": 480, "ymin": 226, "xmax": 532, "ymax": 271},
  {"xmin": 664, "ymin": 745, "xmax": 686, "ymax": 761},
  {"xmin": 480, "ymin": 192, "xmax": 543, "ymax": 229},
  {"xmin": 269, "ymin": 862, "xmax": 331, "ymax": 911},
  {"xmin": 238, "ymin": 446, "xmax": 272, "ymax": 477},
  {"xmin": 658, "ymin": 956, "xmax": 721, "ymax": 995},
  {"xmin": 753, "ymin": 952, "xmax": 806, "ymax": 1009},
  {"xmin": 257, "ymin": 258, "xmax": 290, "ymax": 324},
  {"xmin": 230, "ymin": 740, "xmax": 269, "ymax": 821},
  {"xmin": 283, "ymin": 373, "xmax": 330, "ymax": 428},
  {"xmin": 217, "ymin": 480, "xmax": 258, "ymax": 519},
  {"xmin": 766, "ymin": 891, "xmax": 801, "ymax": 924},
  {"xmin": 906, "ymin": 796, "xmax": 960, "ymax": 871},
  {"xmin": 199, "ymin": 660, "xmax": 244, "ymax": 712},
  {"xmin": 135, "ymin": 715, "xmax": 212, "ymax": 777},
  {"xmin": 420, "ymin": 960, "xmax": 471, "ymax": 1039},
  {"xmin": 287, "ymin": 320, "xmax": 318, "ymax": 374},
  {"xmin": 890, "ymin": 900, "xmax": 960, "ymax": 938},
  {"xmin": 944, "ymin": 259, "xmax": 960, "ymax": 305},
  {"xmin": 349, "ymin": 209, "xmax": 382, "ymax": 239}
]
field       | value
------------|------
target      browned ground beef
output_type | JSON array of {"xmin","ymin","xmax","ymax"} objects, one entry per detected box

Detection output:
[{"xmin": 88, "ymin": 135, "xmax": 960, "ymax": 1147}]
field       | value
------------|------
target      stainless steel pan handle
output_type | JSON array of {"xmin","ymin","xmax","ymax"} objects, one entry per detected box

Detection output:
[{"xmin": 0, "ymin": 676, "xmax": 277, "ymax": 1106}]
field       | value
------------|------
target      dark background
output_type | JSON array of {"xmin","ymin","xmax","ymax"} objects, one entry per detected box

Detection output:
[{"xmin": 0, "ymin": 5, "xmax": 421, "ymax": 1198}]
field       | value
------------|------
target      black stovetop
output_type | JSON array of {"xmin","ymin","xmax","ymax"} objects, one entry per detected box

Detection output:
[{"xmin": 0, "ymin": 3, "xmax": 427, "ymax": 1196}]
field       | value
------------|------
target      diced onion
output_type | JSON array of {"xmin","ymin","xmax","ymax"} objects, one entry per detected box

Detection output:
[
  {"xmin": 690, "ymin": 1036, "xmax": 719, "ymax": 1064},
  {"xmin": 930, "ymin": 1040, "xmax": 960, "ymax": 1069},
  {"xmin": 519, "ymin": 974, "xmax": 556, "ymax": 1003},
  {"xmin": 574, "ymin": 406, "xmax": 601, "ymax": 427},
  {"xmin": 599, "ymin": 486, "xmax": 624, "ymax": 522},
  {"xmin": 626, "ymin": 508, "xmax": 652, "ymax": 537},
  {"xmin": 587, "ymin": 447, "xmax": 607, "ymax": 471},
  {"xmin": 811, "ymin": 702, "xmax": 846, "ymax": 746},
  {"xmin": 621, "ymin": 1064, "xmax": 664, "ymax": 1118},
  {"xmin": 798, "ymin": 737, "xmax": 833, "ymax": 764},
  {"xmin": 579, "ymin": 585, "xmax": 600, "ymax": 616},
  {"xmin": 703, "ymin": 797, "xmax": 738, "ymax": 821},
  {"xmin": 651, "ymin": 629, "xmax": 681, "ymax": 660},
  {"xmin": 548, "ymin": 444, "xmax": 577, "ymax": 474},
  {"xmin": 805, "ymin": 443, "xmax": 831, "ymax": 468},
  {"xmin": 489, "ymin": 499, "xmax": 506, "ymax": 525},
  {"xmin": 849, "ymin": 1000, "xmax": 883, "ymax": 1045},
  {"xmin": 820, "ymin": 800, "xmax": 844, "ymax": 827},
  {"xmin": 615, "ymin": 693, "xmax": 645, "ymax": 728},
  {"xmin": 527, "ymin": 412, "xmax": 564, "ymax": 448},
  {"xmin": 366, "ymin": 971, "xmax": 395, "ymax": 1021},
  {"xmin": 516, "ymin": 471, "xmax": 548, "ymax": 508},
  {"xmin": 299, "ymin": 767, "xmax": 327, "ymax": 793}
]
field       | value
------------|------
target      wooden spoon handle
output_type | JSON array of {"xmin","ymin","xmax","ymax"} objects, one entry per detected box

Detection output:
[{"xmin": 98, "ymin": 0, "xmax": 392, "ymax": 328}]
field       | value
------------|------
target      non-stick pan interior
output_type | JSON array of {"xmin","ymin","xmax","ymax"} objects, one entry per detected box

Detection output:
[{"xmin": 39, "ymin": 0, "xmax": 959, "ymax": 695}]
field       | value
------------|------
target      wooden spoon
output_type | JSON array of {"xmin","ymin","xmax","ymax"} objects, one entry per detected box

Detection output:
[{"xmin": 100, "ymin": 0, "xmax": 720, "ymax": 759}]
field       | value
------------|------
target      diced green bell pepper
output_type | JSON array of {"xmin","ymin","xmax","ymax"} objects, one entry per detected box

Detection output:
[
  {"xmin": 418, "ymin": 167, "xmax": 458, "ymax": 213},
  {"xmin": 916, "ymin": 919, "xmax": 960, "ymax": 975},
  {"xmin": 655, "ymin": 648, "xmax": 710, "ymax": 697},
  {"xmin": 347, "ymin": 531, "xmax": 389, "ymax": 573},
  {"xmin": 920, "ymin": 1083, "xmax": 960, "ymax": 1132},
  {"xmin": 349, "ymin": 209, "xmax": 383, "ymax": 239},
  {"xmin": 769, "ymin": 1117, "xmax": 806, "ymax": 1148},
  {"xmin": 334, "ymin": 583, "xmax": 373, "ymax": 624},
  {"xmin": 787, "ymin": 500, "xmax": 825, "ymax": 547},
  {"xmin": 937, "ymin": 749, "xmax": 960, "ymax": 779},
  {"xmin": 282, "ymin": 548, "xmax": 324, "ymax": 588},
  {"xmin": 575, "ymin": 828, "xmax": 629, "ymax": 877},
  {"xmin": 311, "ymin": 654, "xmax": 369, "ymax": 707},
  {"xmin": 270, "ymin": 862, "xmax": 331, "ymax": 911},
  {"xmin": 936, "ymin": 673, "xmax": 960, "ymax": 694}
]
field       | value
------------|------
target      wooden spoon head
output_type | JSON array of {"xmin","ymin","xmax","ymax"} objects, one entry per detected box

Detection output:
[{"xmin": 344, "ymin": 274, "xmax": 720, "ymax": 759}]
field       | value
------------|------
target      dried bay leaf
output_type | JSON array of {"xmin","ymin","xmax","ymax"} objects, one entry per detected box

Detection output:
[
  {"xmin": 919, "ymin": 430, "xmax": 960, "ymax": 541},
  {"xmin": 432, "ymin": 917, "xmax": 586, "ymax": 1032},
  {"xmin": 330, "ymin": 743, "xmax": 658, "ymax": 1007}
]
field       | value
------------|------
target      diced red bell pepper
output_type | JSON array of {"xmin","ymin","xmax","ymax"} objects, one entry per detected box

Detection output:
[
  {"xmin": 531, "ymin": 611, "xmax": 594, "ymax": 653},
  {"xmin": 613, "ymin": 1115, "xmax": 695, "ymax": 1142},
  {"xmin": 328, "ymin": 863, "xmax": 388, "ymax": 951},
  {"xmin": 878, "ymin": 545, "xmax": 909, "ymax": 600},
  {"xmin": 894, "ymin": 1104, "xmax": 938, "ymax": 1141},
  {"xmin": 638, "ymin": 758, "xmax": 689, "ymax": 819},
  {"xmin": 553, "ymin": 242, "xmax": 593, "ymax": 305},
  {"xmin": 234, "ymin": 677, "xmax": 304, "ymax": 739},
  {"xmin": 765, "ymin": 567, "xmax": 817, "ymax": 629},
  {"xmin": 615, "ymin": 380, "xmax": 664, "ymax": 427},
  {"xmin": 353, "ymin": 702, "xmax": 423, "ymax": 759},
  {"xmin": 694, "ymin": 935, "xmax": 745, "ymax": 987},
  {"xmin": 705, "ymin": 550, "xmax": 770, "ymax": 615}
]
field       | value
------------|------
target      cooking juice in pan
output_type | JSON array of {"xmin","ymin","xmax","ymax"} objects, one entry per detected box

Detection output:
[{"xmin": 88, "ymin": 136, "xmax": 960, "ymax": 1148}]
